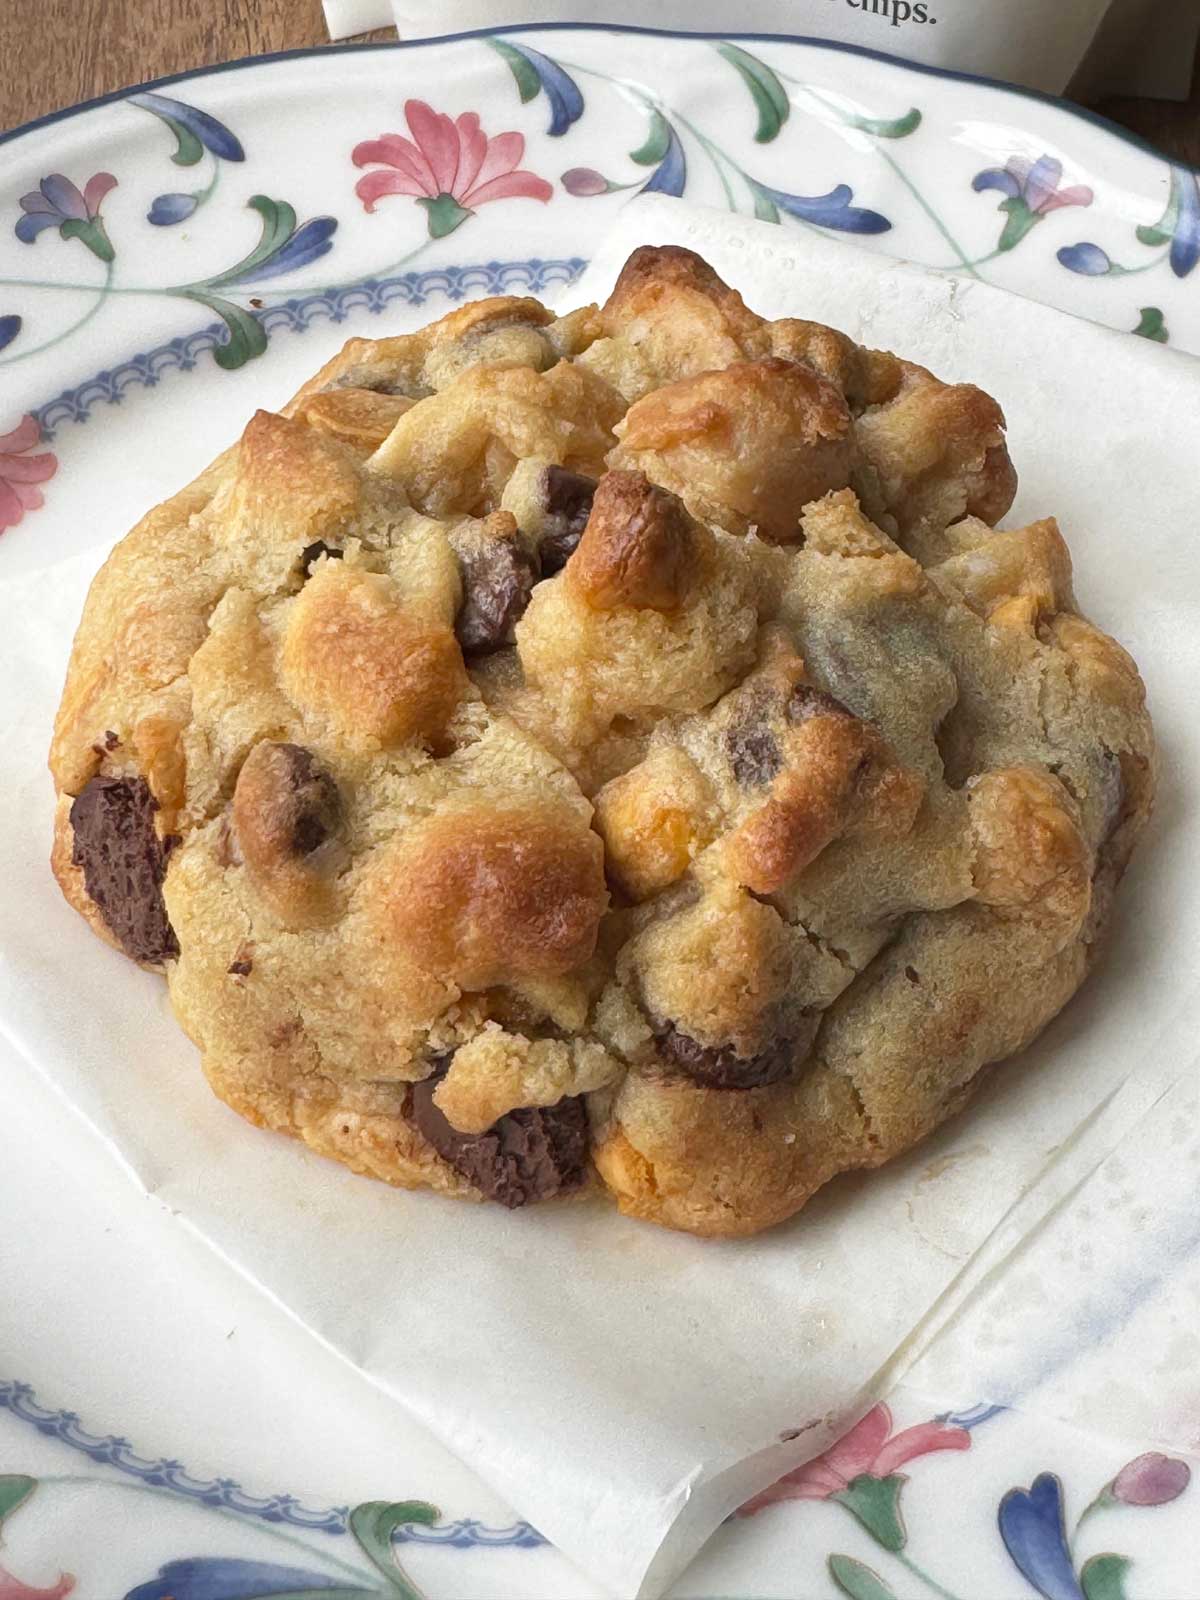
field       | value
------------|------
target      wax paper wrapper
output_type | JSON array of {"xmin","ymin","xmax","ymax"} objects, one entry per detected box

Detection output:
[{"xmin": 2, "ymin": 198, "xmax": 1199, "ymax": 1598}]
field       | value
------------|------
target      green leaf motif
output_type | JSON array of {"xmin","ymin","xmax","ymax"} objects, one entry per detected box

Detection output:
[
  {"xmin": 998, "ymin": 196, "xmax": 1041, "ymax": 252},
  {"xmin": 630, "ymin": 110, "xmax": 671, "ymax": 167},
  {"xmin": 752, "ymin": 185, "xmax": 780, "ymax": 223},
  {"xmin": 59, "ymin": 217, "xmax": 115, "ymax": 263},
  {"xmin": 487, "ymin": 37, "xmax": 541, "ymax": 104},
  {"xmin": 834, "ymin": 1473, "xmax": 907, "ymax": 1552},
  {"xmin": 205, "ymin": 195, "xmax": 297, "ymax": 289},
  {"xmin": 417, "ymin": 193, "xmax": 472, "ymax": 239},
  {"xmin": 715, "ymin": 42, "xmax": 790, "ymax": 143},
  {"xmin": 828, "ymin": 1552, "xmax": 901, "ymax": 1600},
  {"xmin": 0, "ymin": 1475, "xmax": 35, "ymax": 1526},
  {"xmin": 1133, "ymin": 305, "xmax": 1168, "ymax": 342},
  {"xmin": 842, "ymin": 106, "xmax": 922, "ymax": 139},
  {"xmin": 237, "ymin": 1591, "xmax": 380, "ymax": 1599},
  {"xmin": 183, "ymin": 290, "xmax": 268, "ymax": 370},
  {"xmin": 1137, "ymin": 168, "xmax": 1181, "ymax": 247},
  {"xmin": 162, "ymin": 112, "xmax": 205, "ymax": 166},
  {"xmin": 349, "ymin": 1499, "xmax": 439, "ymax": 1594},
  {"xmin": 1081, "ymin": 1553, "xmax": 1133, "ymax": 1600}
]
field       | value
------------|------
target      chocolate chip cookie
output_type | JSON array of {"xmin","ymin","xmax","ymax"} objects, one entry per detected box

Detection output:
[{"xmin": 49, "ymin": 247, "xmax": 1155, "ymax": 1236}]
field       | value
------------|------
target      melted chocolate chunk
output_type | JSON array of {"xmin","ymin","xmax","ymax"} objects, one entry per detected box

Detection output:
[
  {"xmin": 409, "ymin": 1065, "xmax": 588, "ymax": 1207},
  {"xmin": 455, "ymin": 542, "xmax": 538, "ymax": 656},
  {"xmin": 656, "ymin": 1022, "xmax": 796, "ymax": 1090},
  {"xmin": 786, "ymin": 684, "xmax": 854, "ymax": 725},
  {"xmin": 270, "ymin": 743, "xmax": 341, "ymax": 855},
  {"xmin": 538, "ymin": 466, "xmax": 597, "ymax": 573},
  {"xmin": 726, "ymin": 722, "xmax": 782, "ymax": 787},
  {"xmin": 299, "ymin": 540, "xmax": 344, "ymax": 573},
  {"xmin": 69, "ymin": 776, "xmax": 179, "ymax": 964}
]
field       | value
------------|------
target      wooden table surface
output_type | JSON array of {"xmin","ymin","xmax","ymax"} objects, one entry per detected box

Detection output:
[{"xmin": 3, "ymin": 0, "xmax": 1199, "ymax": 162}]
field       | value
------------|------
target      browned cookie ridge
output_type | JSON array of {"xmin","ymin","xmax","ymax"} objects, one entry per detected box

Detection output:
[{"xmin": 49, "ymin": 245, "xmax": 1155, "ymax": 1237}]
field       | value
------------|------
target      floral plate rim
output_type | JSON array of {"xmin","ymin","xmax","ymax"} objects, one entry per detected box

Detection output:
[
  {"xmin": 2, "ymin": 1374, "xmax": 1194, "ymax": 1600},
  {"xmin": 3, "ymin": 19, "xmax": 1197, "ymax": 181}
]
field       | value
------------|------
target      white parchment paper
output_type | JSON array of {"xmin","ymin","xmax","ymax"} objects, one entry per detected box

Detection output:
[{"xmin": 2, "ymin": 199, "xmax": 1198, "ymax": 1598}]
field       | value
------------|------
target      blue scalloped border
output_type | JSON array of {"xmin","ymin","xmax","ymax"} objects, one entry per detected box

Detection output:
[
  {"xmin": 1, "ymin": 1375, "xmax": 1005, "ymax": 1550},
  {"xmin": 31, "ymin": 256, "xmax": 588, "ymax": 441},
  {"xmin": 0, "ymin": 1379, "xmax": 547, "ymax": 1548}
]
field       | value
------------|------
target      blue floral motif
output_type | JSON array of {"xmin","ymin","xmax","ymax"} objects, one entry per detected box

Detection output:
[
  {"xmin": 972, "ymin": 155, "xmax": 1092, "ymax": 253},
  {"xmin": 753, "ymin": 179, "xmax": 890, "ymax": 235},
  {"xmin": 125, "ymin": 1558, "xmax": 367, "ymax": 1600},
  {"xmin": 1057, "ymin": 242, "xmax": 1112, "ymax": 276},
  {"xmin": 210, "ymin": 211, "xmax": 338, "ymax": 287},
  {"xmin": 128, "ymin": 92, "xmax": 246, "ymax": 163},
  {"xmin": 972, "ymin": 155, "xmax": 1092, "ymax": 213},
  {"xmin": 148, "ymin": 192, "xmax": 203, "ymax": 225},
  {"xmin": 130, "ymin": 91, "xmax": 245, "ymax": 227},
  {"xmin": 1060, "ymin": 166, "xmax": 1200, "ymax": 281},
  {"xmin": 0, "ymin": 315, "xmax": 21, "ymax": 353},
  {"xmin": 1163, "ymin": 167, "xmax": 1200, "ymax": 278},
  {"xmin": 15, "ymin": 173, "xmax": 118, "ymax": 261},
  {"xmin": 641, "ymin": 120, "xmax": 687, "ymax": 198},
  {"xmin": 179, "ymin": 196, "xmax": 338, "ymax": 369},
  {"xmin": 998, "ymin": 1473, "xmax": 1085, "ymax": 1600},
  {"xmin": 487, "ymin": 38, "xmax": 583, "ymax": 137}
]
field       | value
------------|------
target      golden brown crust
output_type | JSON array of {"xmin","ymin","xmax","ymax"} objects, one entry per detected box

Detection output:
[
  {"xmin": 297, "ymin": 388, "xmax": 416, "ymax": 452},
  {"xmin": 375, "ymin": 804, "xmax": 608, "ymax": 990},
  {"xmin": 280, "ymin": 562, "xmax": 468, "ymax": 751},
  {"xmin": 611, "ymin": 356, "xmax": 854, "ymax": 543},
  {"xmin": 593, "ymin": 747, "xmax": 716, "ymax": 900},
  {"xmin": 49, "ymin": 244, "xmax": 1155, "ymax": 1236},
  {"xmin": 567, "ymin": 469, "xmax": 696, "ymax": 611}
]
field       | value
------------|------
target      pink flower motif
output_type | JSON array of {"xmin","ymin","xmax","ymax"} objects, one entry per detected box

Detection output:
[
  {"xmin": 973, "ymin": 155, "xmax": 1093, "ymax": 216},
  {"xmin": 352, "ymin": 101, "xmax": 553, "ymax": 239},
  {"xmin": 1112, "ymin": 1451, "xmax": 1191, "ymax": 1506},
  {"xmin": 0, "ymin": 1564, "xmax": 75, "ymax": 1600},
  {"xmin": 738, "ymin": 1402, "xmax": 971, "ymax": 1516},
  {"xmin": 0, "ymin": 415, "xmax": 58, "ymax": 534}
]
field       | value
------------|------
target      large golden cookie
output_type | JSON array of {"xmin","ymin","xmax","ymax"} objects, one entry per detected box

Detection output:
[{"xmin": 49, "ymin": 247, "xmax": 1155, "ymax": 1236}]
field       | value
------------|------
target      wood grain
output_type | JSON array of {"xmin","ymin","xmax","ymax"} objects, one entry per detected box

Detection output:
[{"xmin": 2, "ymin": 1, "xmax": 1197, "ymax": 162}]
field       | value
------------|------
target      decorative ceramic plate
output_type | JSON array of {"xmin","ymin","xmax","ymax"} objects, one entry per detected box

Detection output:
[{"xmin": 1, "ymin": 28, "xmax": 1197, "ymax": 1600}]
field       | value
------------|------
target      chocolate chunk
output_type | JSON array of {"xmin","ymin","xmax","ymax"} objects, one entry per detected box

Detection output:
[
  {"xmin": 726, "ymin": 722, "xmax": 782, "ymax": 787},
  {"xmin": 455, "ymin": 542, "xmax": 538, "ymax": 656},
  {"xmin": 786, "ymin": 684, "xmax": 854, "ymax": 725},
  {"xmin": 228, "ymin": 957, "xmax": 253, "ymax": 977},
  {"xmin": 538, "ymin": 466, "xmax": 597, "ymax": 573},
  {"xmin": 409, "ymin": 1065, "xmax": 588, "ymax": 1207},
  {"xmin": 268, "ymin": 743, "xmax": 341, "ymax": 855},
  {"xmin": 299, "ymin": 540, "xmax": 343, "ymax": 573},
  {"xmin": 69, "ymin": 776, "xmax": 179, "ymax": 964},
  {"xmin": 656, "ymin": 1022, "xmax": 795, "ymax": 1090}
]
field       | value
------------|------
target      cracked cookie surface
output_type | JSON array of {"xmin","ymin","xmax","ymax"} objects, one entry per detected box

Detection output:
[{"xmin": 49, "ymin": 247, "xmax": 1155, "ymax": 1236}]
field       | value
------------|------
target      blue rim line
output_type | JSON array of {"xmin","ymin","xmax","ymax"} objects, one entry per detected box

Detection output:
[
  {"xmin": 1, "ymin": 21, "xmax": 1195, "ymax": 178},
  {"xmin": 27, "ymin": 257, "xmax": 589, "ymax": 440},
  {"xmin": 0, "ymin": 1378, "xmax": 548, "ymax": 1548}
]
